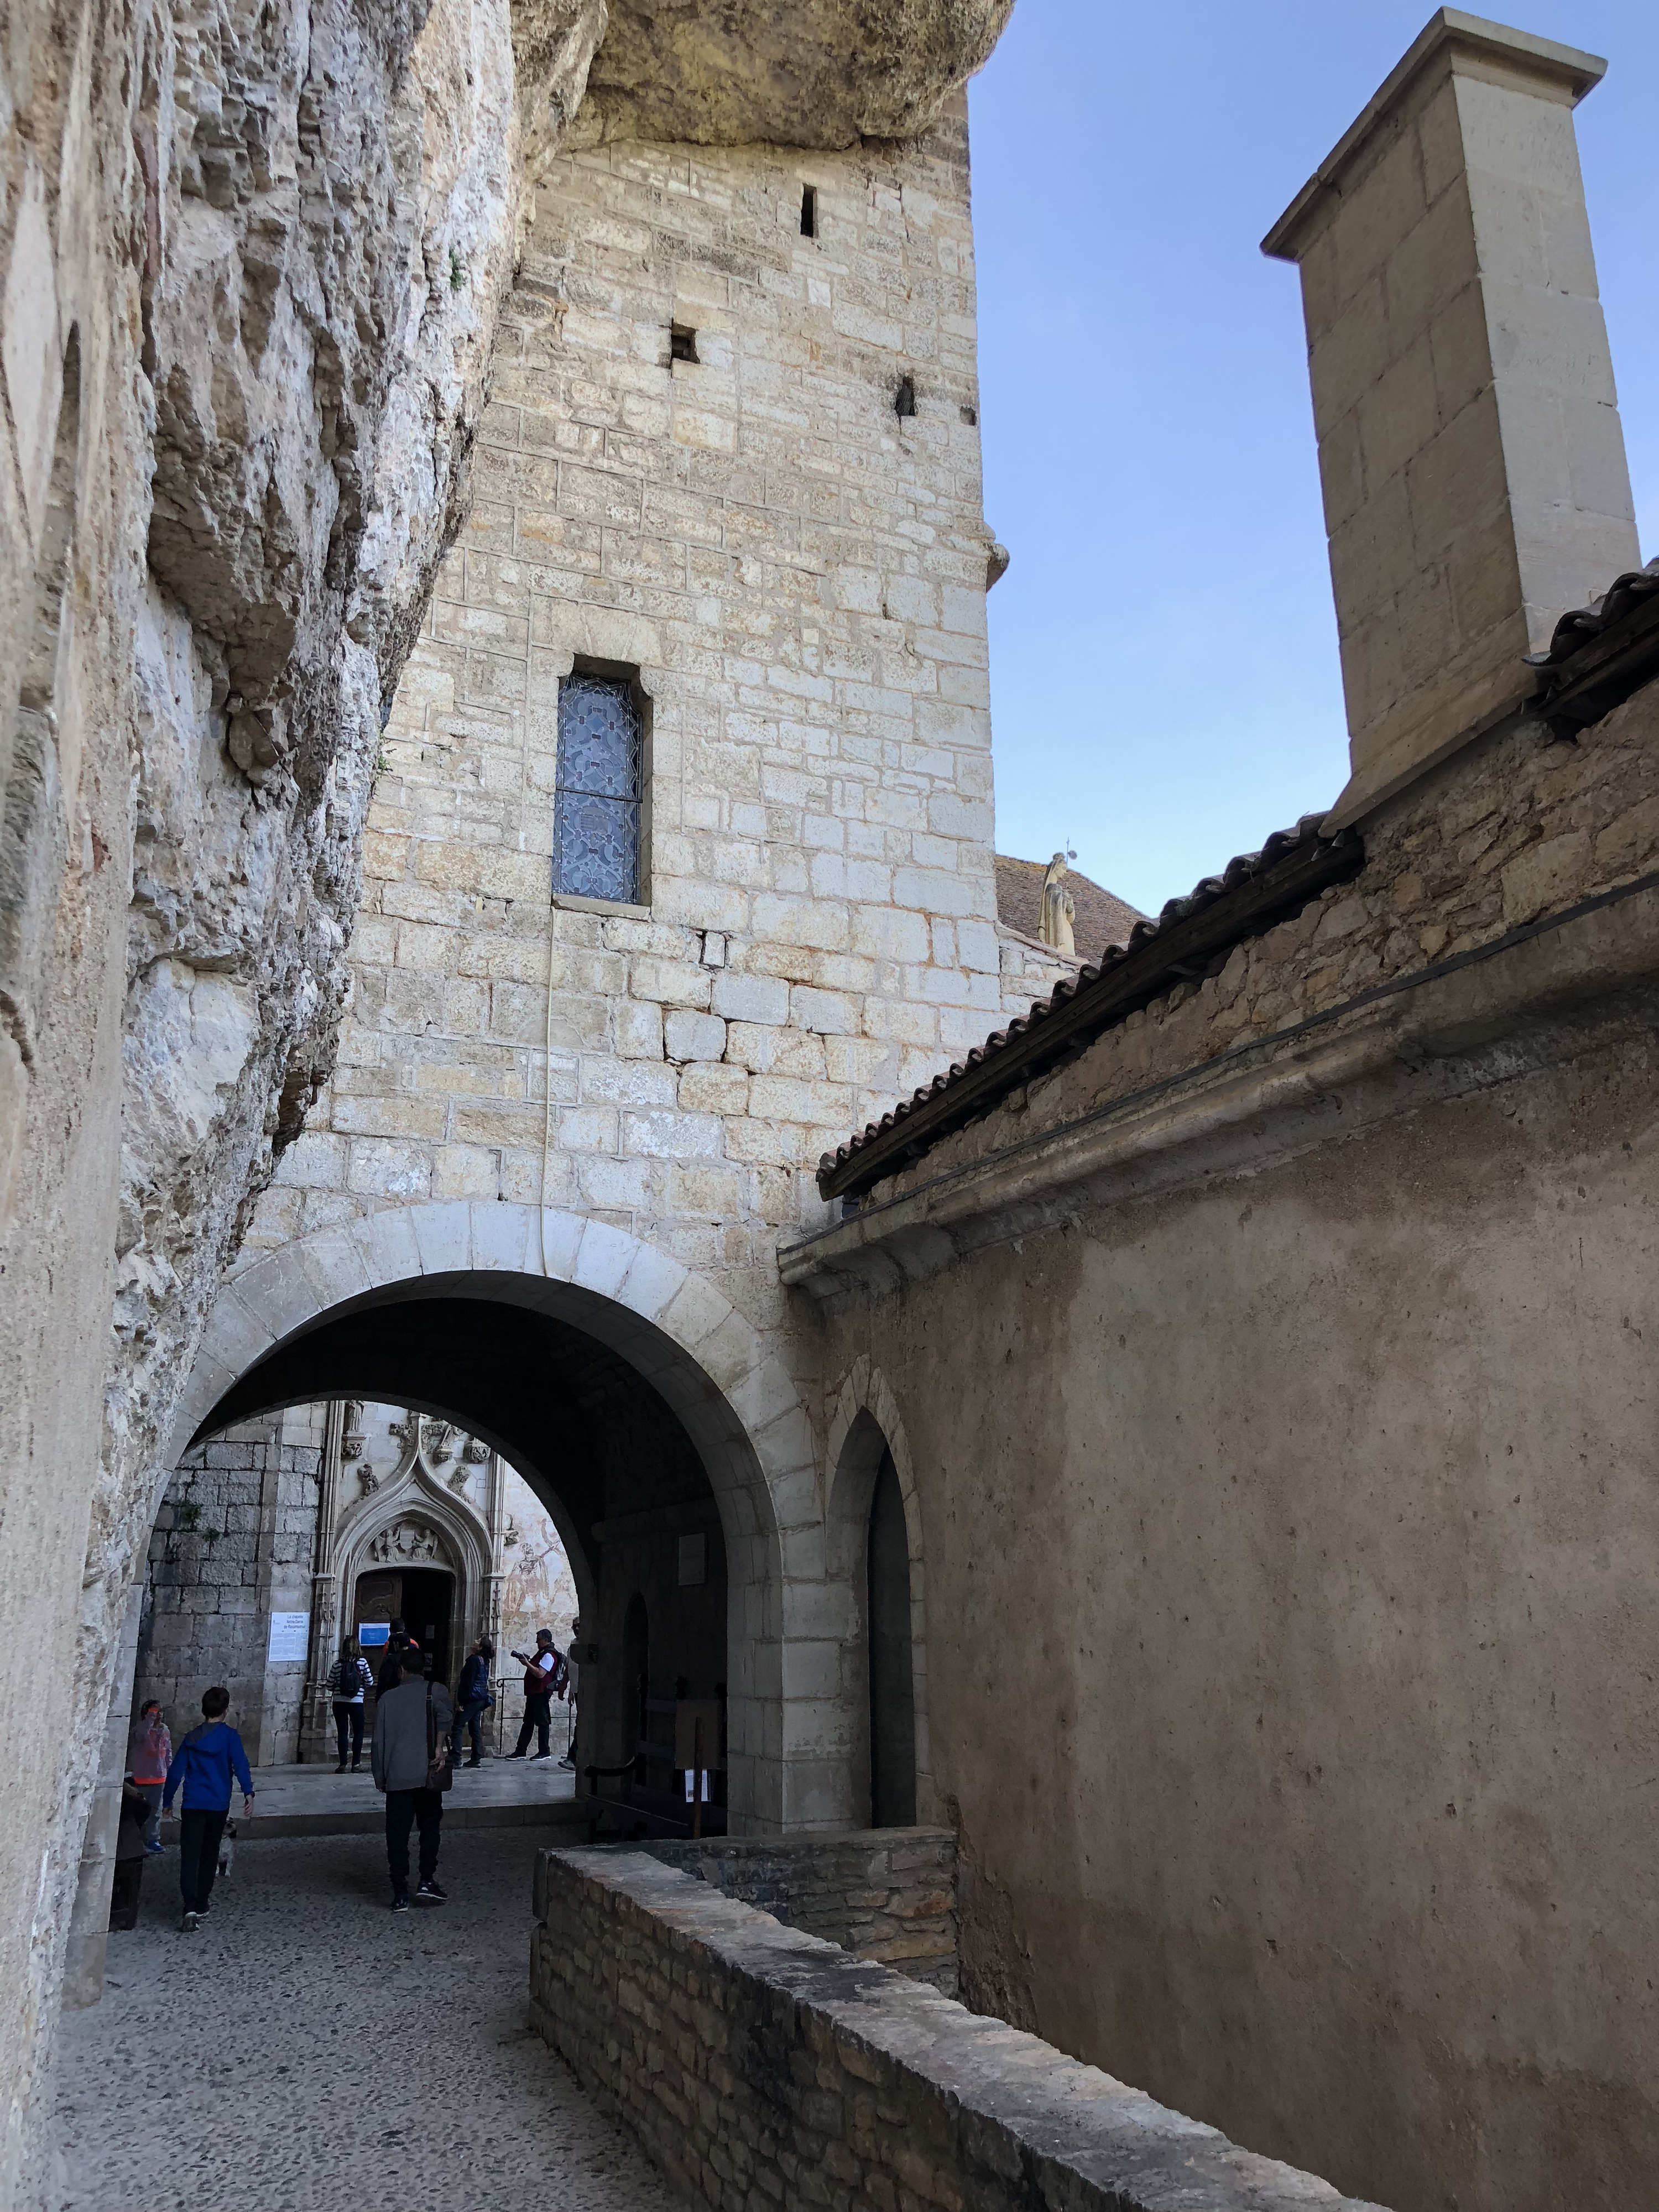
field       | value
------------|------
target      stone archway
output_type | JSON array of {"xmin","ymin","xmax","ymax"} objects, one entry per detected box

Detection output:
[
  {"xmin": 825, "ymin": 1358, "xmax": 932, "ymax": 1825},
  {"xmin": 167, "ymin": 1203, "xmax": 823, "ymax": 1833}
]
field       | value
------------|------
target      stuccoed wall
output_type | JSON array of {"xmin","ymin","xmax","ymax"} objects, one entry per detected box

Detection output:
[{"xmin": 795, "ymin": 679, "xmax": 1659, "ymax": 2212}]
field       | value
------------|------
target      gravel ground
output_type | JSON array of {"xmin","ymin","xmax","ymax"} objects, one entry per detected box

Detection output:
[{"xmin": 45, "ymin": 1827, "xmax": 684, "ymax": 2212}]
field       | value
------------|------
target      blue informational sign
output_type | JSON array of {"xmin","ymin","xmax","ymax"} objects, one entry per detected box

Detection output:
[{"xmin": 357, "ymin": 1623, "xmax": 391, "ymax": 1646}]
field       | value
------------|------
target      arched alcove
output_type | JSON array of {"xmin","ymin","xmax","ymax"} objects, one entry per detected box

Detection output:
[{"xmin": 825, "ymin": 1362, "xmax": 931, "ymax": 1829}]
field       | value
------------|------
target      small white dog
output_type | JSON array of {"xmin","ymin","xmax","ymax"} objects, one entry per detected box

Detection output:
[{"xmin": 216, "ymin": 1819, "xmax": 236, "ymax": 1880}]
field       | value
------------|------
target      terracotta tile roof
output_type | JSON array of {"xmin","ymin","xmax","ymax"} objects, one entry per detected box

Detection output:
[
  {"xmin": 994, "ymin": 854, "xmax": 1145, "ymax": 962},
  {"xmin": 1525, "ymin": 559, "xmax": 1659, "ymax": 738},
  {"xmin": 820, "ymin": 815, "xmax": 1364, "ymax": 1203}
]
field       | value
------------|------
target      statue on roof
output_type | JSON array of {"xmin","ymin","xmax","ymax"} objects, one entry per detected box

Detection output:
[{"xmin": 1039, "ymin": 852, "xmax": 1076, "ymax": 956}]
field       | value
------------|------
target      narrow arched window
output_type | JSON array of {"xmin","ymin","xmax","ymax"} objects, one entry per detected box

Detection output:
[
  {"xmin": 868, "ymin": 1449, "xmax": 916, "ymax": 1827},
  {"xmin": 554, "ymin": 672, "xmax": 642, "ymax": 903}
]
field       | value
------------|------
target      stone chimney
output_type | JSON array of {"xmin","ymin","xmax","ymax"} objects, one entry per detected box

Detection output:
[{"xmin": 1264, "ymin": 9, "xmax": 1640, "ymax": 829}]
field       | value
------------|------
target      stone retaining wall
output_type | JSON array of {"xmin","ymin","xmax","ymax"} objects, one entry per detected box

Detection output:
[
  {"xmin": 641, "ymin": 1827, "xmax": 957, "ymax": 1994},
  {"xmin": 529, "ymin": 1848, "xmax": 1387, "ymax": 2212}
]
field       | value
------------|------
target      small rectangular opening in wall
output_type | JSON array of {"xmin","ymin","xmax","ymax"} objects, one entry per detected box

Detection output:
[
  {"xmin": 800, "ymin": 184, "xmax": 818, "ymax": 238},
  {"xmin": 895, "ymin": 374, "xmax": 916, "ymax": 419},
  {"xmin": 670, "ymin": 324, "xmax": 698, "ymax": 363}
]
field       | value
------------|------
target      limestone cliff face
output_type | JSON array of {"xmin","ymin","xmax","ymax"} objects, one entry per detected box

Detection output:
[
  {"xmin": 0, "ymin": 0, "xmax": 1009, "ymax": 2187},
  {"xmin": 583, "ymin": 0, "xmax": 1015, "ymax": 147},
  {"xmin": 0, "ymin": 0, "xmax": 592, "ymax": 2184}
]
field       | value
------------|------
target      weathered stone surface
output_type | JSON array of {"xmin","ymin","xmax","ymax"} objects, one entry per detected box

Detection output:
[
  {"xmin": 1, "ymin": 0, "xmax": 528, "ymax": 2182},
  {"xmin": 643, "ymin": 1825, "xmax": 959, "ymax": 1992},
  {"xmin": 531, "ymin": 1847, "xmax": 1387, "ymax": 2212},
  {"xmin": 582, "ymin": 0, "xmax": 1015, "ymax": 148}
]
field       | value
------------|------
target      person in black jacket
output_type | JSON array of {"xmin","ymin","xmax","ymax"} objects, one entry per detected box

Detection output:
[
  {"xmin": 450, "ymin": 1636, "xmax": 494, "ymax": 1768},
  {"xmin": 375, "ymin": 1619, "xmax": 419, "ymax": 1694}
]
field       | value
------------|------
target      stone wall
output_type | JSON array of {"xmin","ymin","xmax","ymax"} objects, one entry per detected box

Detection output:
[
  {"xmin": 135, "ymin": 1411, "xmax": 324, "ymax": 1767},
  {"xmin": 243, "ymin": 106, "xmax": 1067, "ymax": 1291},
  {"xmin": 529, "ymin": 1848, "xmax": 1385, "ymax": 2212},
  {"xmin": 643, "ymin": 1827, "xmax": 958, "ymax": 1994}
]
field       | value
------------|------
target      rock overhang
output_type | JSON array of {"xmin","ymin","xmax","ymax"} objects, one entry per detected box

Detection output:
[{"xmin": 574, "ymin": 0, "xmax": 1017, "ymax": 149}]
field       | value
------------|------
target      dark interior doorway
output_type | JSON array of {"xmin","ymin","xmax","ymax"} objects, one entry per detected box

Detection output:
[
  {"xmin": 354, "ymin": 1567, "xmax": 454, "ymax": 1685},
  {"xmin": 867, "ymin": 1449, "xmax": 916, "ymax": 1827}
]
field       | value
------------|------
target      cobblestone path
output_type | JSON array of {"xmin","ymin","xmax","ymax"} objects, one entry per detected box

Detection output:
[{"xmin": 48, "ymin": 1827, "xmax": 682, "ymax": 2212}]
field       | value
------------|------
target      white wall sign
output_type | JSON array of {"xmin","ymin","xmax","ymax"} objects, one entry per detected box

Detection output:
[{"xmin": 267, "ymin": 1610, "xmax": 311, "ymax": 1663}]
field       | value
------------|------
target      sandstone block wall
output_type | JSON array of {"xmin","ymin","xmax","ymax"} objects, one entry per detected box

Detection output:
[
  {"xmin": 244, "ymin": 108, "xmax": 1067, "ymax": 1290},
  {"xmin": 642, "ymin": 1827, "xmax": 958, "ymax": 1993},
  {"xmin": 529, "ymin": 1848, "xmax": 1385, "ymax": 2212}
]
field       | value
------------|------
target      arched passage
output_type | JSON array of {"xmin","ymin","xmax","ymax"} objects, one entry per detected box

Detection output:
[{"xmin": 164, "ymin": 1205, "xmax": 821, "ymax": 1832}]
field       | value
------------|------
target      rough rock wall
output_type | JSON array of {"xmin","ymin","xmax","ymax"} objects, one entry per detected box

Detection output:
[
  {"xmin": 0, "ymin": 0, "xmax": 592, "ymax": 2185},
  {"xmin": 1, "ymin": 0, "xmax": 1011, "ymax": 2188},
  {"xmin": 583, "ymin": 0, "xmax": 1015, "ymax": 147}
]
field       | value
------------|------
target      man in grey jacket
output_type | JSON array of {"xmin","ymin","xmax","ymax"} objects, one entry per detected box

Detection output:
[{"xmin": 371, "ymin": 1646, "xmax": 453, "ymax": 1912}]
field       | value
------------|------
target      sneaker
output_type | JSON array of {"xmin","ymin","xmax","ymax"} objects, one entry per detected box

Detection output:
[
  {"xmin": 181, "ymin": 1911, "xmax": 199, "ymax": 1933},
  {"xmin": 145, "ymin": 1841, "xmax": 165, "ymax": 1855},
  {"xmin": 415, "ymin": 1880, "xmax": 447, "ymax": 1906},
  {"xmin": 556, "ymin": 1755, "xmax": 575, "ymax": 1770},
  {"xmin": 504, "ymin": 1750, "xmax": 526, "ymax": 1760},
  {"xmin": 464, "ymin": 1757, "xmax": 482, "ymax": 1770},
  {"xmin": 391, "ymin": 1892, "xmax": 410, "ymax": 1913},
  {"xmin": 529, "ymin": 1751, "xmax": 553, "ymax": 1761},
  {"xmin": 335, "ymin": 1762, "xmax": 347, "ymax": 1774}
]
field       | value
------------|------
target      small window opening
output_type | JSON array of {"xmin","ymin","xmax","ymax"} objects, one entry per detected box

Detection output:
[
  {"xmin": 894, "ymin": 374, "xmax": 916, "ymax": 420},
  {"xmin": 800, "ymin": 184, "xmax": 818, "ymax": 239},
  {"xmin": 670, "ymin": 323, "xmax": 698, "ymax": 364}
]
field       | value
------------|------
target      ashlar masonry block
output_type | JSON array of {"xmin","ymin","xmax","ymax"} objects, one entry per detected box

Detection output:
[{"xmin": 1265, "ymin": 9, "xmax": 1640, "ymax": 829}]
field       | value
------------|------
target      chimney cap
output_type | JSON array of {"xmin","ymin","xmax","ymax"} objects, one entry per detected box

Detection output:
[{"xmin": 1261, "ymin": 9, "xmax": 1608, "ymax": 264}]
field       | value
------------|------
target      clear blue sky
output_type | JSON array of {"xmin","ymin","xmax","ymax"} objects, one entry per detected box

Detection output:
[{"xmin": 969, "ymin": 3, "xmax": 1659, "ymax": 916}]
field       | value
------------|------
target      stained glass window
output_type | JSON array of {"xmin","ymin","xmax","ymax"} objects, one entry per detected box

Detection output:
[{"xmin": 553, "ymin": 674, "xmax": 641, "ymax": 904}]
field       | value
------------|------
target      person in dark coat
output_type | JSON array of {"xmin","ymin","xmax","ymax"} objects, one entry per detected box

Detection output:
[
  {"xmin": 371, "ymin": 1645, "xmax": 453, "ymax": 1911},
  {"xmin": 450, "ymin": 1636, "xmax": 494, "ymax": 1768}
]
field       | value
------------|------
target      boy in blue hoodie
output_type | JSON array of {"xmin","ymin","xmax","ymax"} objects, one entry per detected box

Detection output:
[{"xmin": 162, "ymin": 1686, "xmax": 254, "ymax": 1931}]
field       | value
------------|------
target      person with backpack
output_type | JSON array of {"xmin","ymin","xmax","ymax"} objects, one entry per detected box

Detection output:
[
  {"xmin": 371, "ymin": 1642, "xmax": 453, "ymax": 1911},
  {"xmin": 161, "ymin": 1687, "xmax": 254, "ymax": 1932},
  {"xmin": 327, "ymin": 1637, "xmax": 374, "ymax": 1772},
  {"xmin": 450, "ymin": 1636, "xmax": 494, "ymax": 1768},
  {"xmin": 127, "ymin": 1699, "xmax": 172, "ymax": 1852}
]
